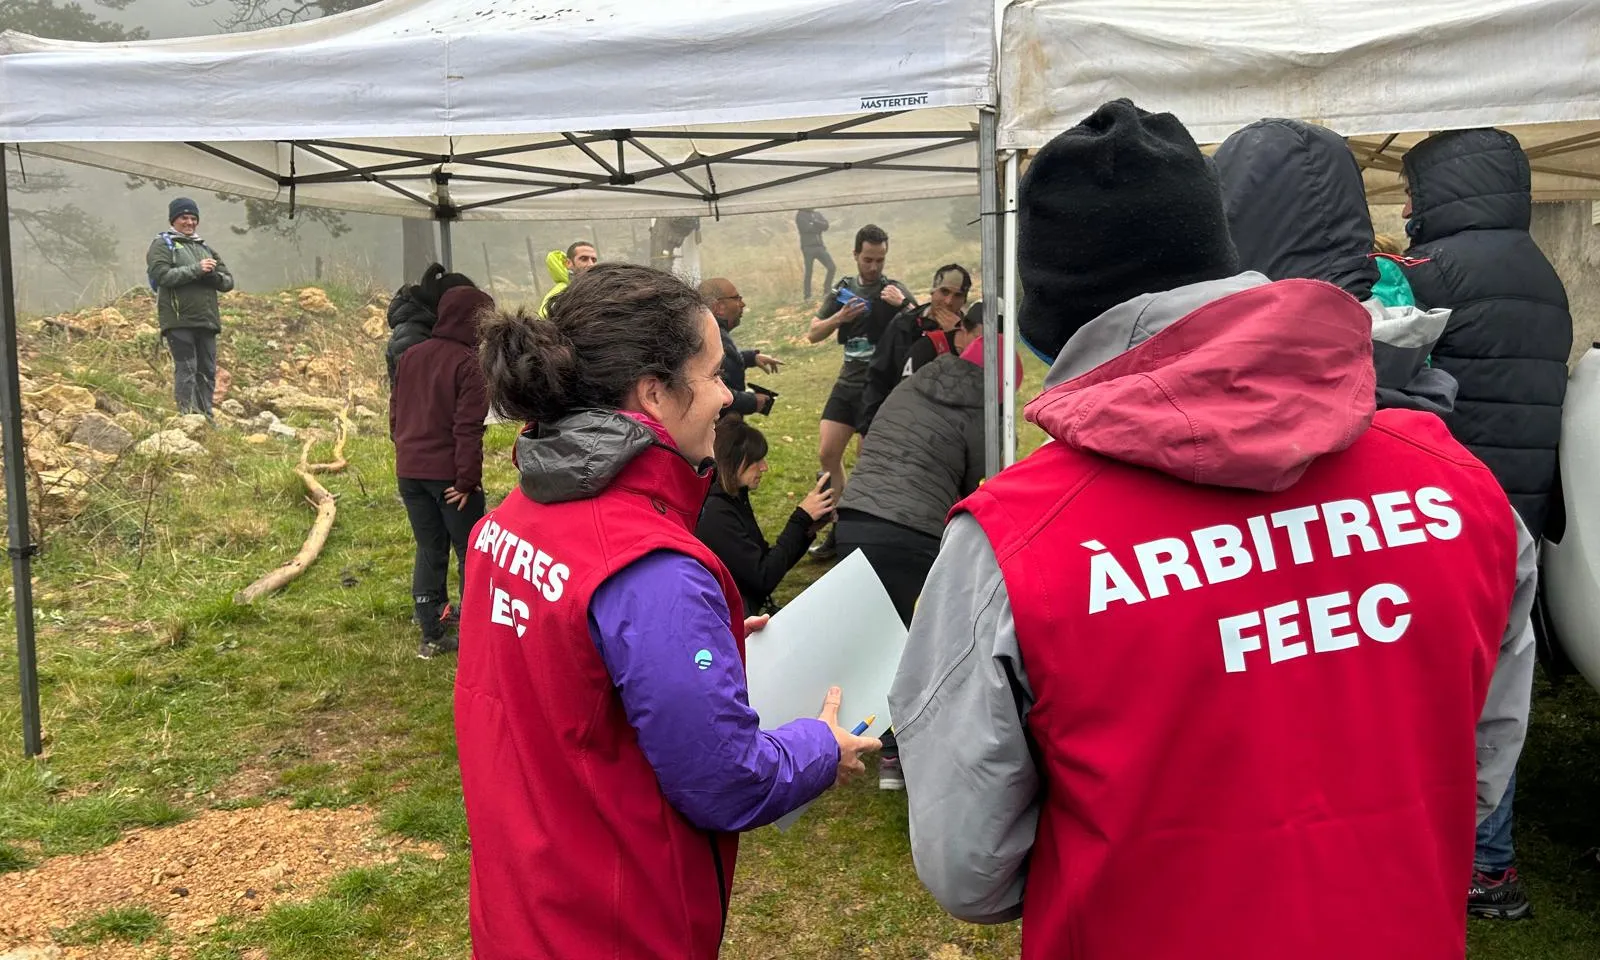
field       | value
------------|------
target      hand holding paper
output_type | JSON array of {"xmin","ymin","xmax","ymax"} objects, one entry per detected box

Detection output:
[
  {"xmin": 745, "ymin": 550, "xmax": 909, "ymax": 828},
  {"xmin": 817, "ymin": 685, "xmax": 882, "ymax": 786}
]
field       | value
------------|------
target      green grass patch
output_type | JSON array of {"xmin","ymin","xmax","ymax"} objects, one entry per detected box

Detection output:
[
  {"xmin": 54, "ymin": 905, "xmax": 167, "ymax": 946},
  {"xmin": 0, "ymin": 841, "xmax": 30, "ymax": 873}
]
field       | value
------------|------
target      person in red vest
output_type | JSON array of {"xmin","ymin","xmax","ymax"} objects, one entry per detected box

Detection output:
[
  {"xmin": 455, "ymin": 262, "xmax": 880, "ymax": 960},
  {"xmin": 888, "ymin": 99, "xmax": 1537, "ymax": 960}
]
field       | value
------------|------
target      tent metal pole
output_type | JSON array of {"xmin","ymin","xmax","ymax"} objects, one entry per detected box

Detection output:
[
  {"xmin": 0, "ymin": 145, "xmax": 42, "ymax": 758},
  {"xmin": 438, "ymin": 219, "xmax": 454, "ymax": 271},
  {"xmin": 1002, "ymin": 150, "xmax": 1021, "ymax": 467},
  {"xmin": 977, "ymin": 110, "xmax": 1001, "ymax": 478}
]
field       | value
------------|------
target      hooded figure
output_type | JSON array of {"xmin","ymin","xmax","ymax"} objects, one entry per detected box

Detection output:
[
  {"xmin": 1213, "ymin": 118, "xmax": 1458, "ymax": 417},
  {"xmin": 385, "ymin": 263, "xmax": 476, "ymax": 382},
  {"xmin": 889, "ymin": 99, "xmax": 1536, "ymax": 960},
  {"xmin": 1400, "ymin": 128, "xmax": 1573, "ymax": 539},
  {"xmin": 391, "ymin": 286, "xmax": 495, "ymax": 657},
  {"xmin": 539, "ymin": 249, "xmax": 570, "ymax": 317}
]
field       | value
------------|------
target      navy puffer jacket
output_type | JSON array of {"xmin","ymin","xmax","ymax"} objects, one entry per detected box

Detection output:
[{"xmin": 1401, "ymin": 128, "xmax": 1573, "ymax": 536}]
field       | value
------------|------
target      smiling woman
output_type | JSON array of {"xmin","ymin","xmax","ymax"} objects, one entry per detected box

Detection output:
[{"xmin": 453, "ymin": 263, "xmax": 881, "ymax": 960}]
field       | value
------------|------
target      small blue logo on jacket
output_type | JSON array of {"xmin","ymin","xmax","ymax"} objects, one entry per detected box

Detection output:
[{"xmin": 694, "ymin": 649, "xmax": 714, "ymax": 671}]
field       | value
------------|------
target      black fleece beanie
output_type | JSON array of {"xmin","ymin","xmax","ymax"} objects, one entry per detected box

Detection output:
[{"xmin": 1019, "ymin": 99, "xmax": 1240, "ymax": 361}]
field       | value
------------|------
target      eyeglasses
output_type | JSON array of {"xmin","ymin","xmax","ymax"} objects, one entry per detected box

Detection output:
[{"xmin": 717, "ymin": 294, "xmax": 744, "ymax": 303}]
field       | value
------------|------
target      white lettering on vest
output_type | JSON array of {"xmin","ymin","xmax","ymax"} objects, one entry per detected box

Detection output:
[
  {"xmin": 1246, "ymin": 514, "xmax": 1279, "ymax": 573},
  {"xmin": 1133, "ymin": 538, "xmax": 1201, "ymax": 600},
  {"xmin": 1358, "ymin": 582, "xmax": 1411, "ymax": 642},
  {"xmin": 1085, "ymin": 540, "xmax": 1146, "ymax": 614},
  {"xmin": 1371, "ymin": 491, "xmax": 1428, "ymax": 548},
  {"xmin": 1218, "ymin": 583, "xmax": 1412, "ymax": 672},
  {"xmin": 472, "ymin": 514, "xmax": 570, "ymax": 605},
  {"xmin": 1264, "ymin": 599, "xmax": 1307, "ymax": 664},
  {"xmin": 1220, "ymin": 611, "xmax": 1263, "ymax": 674},
  {"xmin": 1415, "ymin": 487, "xmax": 1462, "ymax": 540},
  {"xmin": 1193, "ymin": 524, "xmax": 1253, "ymax": 585},
  {"xmin": 1307, "ymin": 591, "xmax": 1358, "ymax": 653},
  {"xmin": 1270, "ymin": 506, "xmax": 1321, "ymax": 565},
  {"xmin": 1322, "ymin": 499, "xmax": 1381, "ymax": 558},
  {"xmin": 489, "ymin": 580, "xmax": 531, "ymax": 637},
  {"xmin": 1084, "ymin": 487, "xmax": 1464, "ymax": 619}
]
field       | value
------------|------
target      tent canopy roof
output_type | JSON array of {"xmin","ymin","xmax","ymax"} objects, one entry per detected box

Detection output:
[
  {"xmin": 1000, "ymin": 0, "xmax": 1600, "ymax": 201},
  {"xmin": 0, "ymin": 0, "xmax": 995, "ymax": 219}
]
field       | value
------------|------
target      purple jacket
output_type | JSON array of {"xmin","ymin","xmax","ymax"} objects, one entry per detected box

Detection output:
[{"xmin": 588, "ymin": 550, "xmax": 839, "ymax": 832}]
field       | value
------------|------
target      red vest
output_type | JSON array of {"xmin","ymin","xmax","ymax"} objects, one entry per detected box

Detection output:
[
  {"xmin": 960, "ymin": 409, "xmax": 1518, "ymax": 960},
  {"xmin": 454, "ymin": 441, "xmax": 746, "ymax": 960}
]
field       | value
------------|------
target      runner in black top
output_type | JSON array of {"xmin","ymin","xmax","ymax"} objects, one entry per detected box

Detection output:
[{"xmin": 803, "ymin": 224, "xmax": 915, "ymax": 559}]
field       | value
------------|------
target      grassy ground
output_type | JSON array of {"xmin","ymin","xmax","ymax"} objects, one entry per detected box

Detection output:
[{"xmin": 1, "ymin": 261, "xmax": 1598, "ymax": 959}]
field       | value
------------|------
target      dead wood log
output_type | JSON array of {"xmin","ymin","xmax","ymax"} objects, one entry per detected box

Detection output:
[{"xmin": 235, "ymin": 410, "xmax": 350, "ymax": 604}]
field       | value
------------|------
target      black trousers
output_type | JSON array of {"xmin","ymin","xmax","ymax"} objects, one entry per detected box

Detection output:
[
  {"xmin": 165, "ymin": 328, "xmax": 217, "ymax": 417},
  {"xmin": 835, "ymin": 510, "xmax": 942, "ymax": 629},
  {"xmin": 802, "ymin": 246, "xmax": 836, "ymax": 301},
  {"xmin": 399, "ymin": 478, "xmax": 486, "ymax": 634}
]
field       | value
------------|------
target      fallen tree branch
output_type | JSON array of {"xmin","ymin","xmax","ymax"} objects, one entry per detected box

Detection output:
[
  {"xmin": 235, "ymin": 408, "xmax": 350, "ymax": 604},
  {"xmin": 303, "ymin": 409, "xmax": 350, "ymax": 475}
]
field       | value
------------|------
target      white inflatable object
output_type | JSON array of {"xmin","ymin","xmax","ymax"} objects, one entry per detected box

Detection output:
[{"xmin": 1543, "ymin": 344, "xmax": 1600, "ymax": 694}]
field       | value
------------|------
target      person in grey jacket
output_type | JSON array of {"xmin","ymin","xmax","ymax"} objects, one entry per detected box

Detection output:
[
  {"xmin": 837, "ymin": 309, "xmax": 990, "ymax": 793},
  {"xmin": 887, "ymin": 101, "xmax": 1536, "ymax": 950},
  {"xmin": 836, "ymin": 311, "xmax": 988, "ymax": 627},
  {"xmin": 146, "ymin": 197, "xmax": 234, "ymax": 418}
]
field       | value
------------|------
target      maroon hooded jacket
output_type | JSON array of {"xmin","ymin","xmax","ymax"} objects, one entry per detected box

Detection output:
[{"xmin": 391, "ymin": 287, "xmax": 493, "ymax": 491}]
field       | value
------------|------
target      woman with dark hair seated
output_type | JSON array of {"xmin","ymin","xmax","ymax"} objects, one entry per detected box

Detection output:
[{"xmin": 698, "ymin": 417, "xmax": 835, "ymax": 616}]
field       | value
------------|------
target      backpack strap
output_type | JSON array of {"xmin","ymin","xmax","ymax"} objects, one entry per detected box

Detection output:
[{"xmin": 928, "ymin": 329, "xmax": 955, "ymax": 356}]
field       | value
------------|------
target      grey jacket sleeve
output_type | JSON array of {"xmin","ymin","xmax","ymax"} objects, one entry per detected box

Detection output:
[
  {"xmin": 1476, "ymin": 508, "xmax": 1537, "ymax": 824},
  {"xmin": 889, "ymin": 511, "xmax": 1038, "ymax": 924}
]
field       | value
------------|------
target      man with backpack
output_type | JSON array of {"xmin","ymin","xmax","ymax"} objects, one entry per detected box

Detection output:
[{"xmin": 146, "ymin": 197, "xmax": 233, "ymax": 419}]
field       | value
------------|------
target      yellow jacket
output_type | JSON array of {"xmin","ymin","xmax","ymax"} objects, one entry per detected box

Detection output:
[{"xmin": 539, "ymin": 250, "xmax": 570, "ymax": 317}]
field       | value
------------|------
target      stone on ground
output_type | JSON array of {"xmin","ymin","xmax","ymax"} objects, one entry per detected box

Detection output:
[
  {"xmin": 136, "ymin": 430, "xmax": 207, "ymax": 458},
  {"xmin": 69, "ymin": 412, "xmax": 134, "ymax": 456}
]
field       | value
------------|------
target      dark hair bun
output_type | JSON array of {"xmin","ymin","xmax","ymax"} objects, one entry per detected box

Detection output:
[
  {"xmin": 478, "ymin": 308, "xmax": 577, "ymax": 425},
  {"xmin": 481, "ymin": 262, "xmax": 710, "ymax": 427}
]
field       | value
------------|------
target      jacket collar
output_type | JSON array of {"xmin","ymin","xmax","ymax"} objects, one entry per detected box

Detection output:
[
  {"xmin": 517, "ymin": 410, "xmax": 711, "ymax": 527},
  {"xmin": 1030, "ymin": 274, "xmax": 1375, "ymax": 493}
]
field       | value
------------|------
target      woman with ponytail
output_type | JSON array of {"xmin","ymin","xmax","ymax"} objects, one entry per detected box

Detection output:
[{"xmin": 454, "ymin": 263, "xmax": 879, "ymax": 960}]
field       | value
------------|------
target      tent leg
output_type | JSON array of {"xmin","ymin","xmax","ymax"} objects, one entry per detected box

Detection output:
[
  {"xmin": 1002, "ymin": 151, "xmax": 1021, "ymax": 467},
  {"xmin": 978, "ymin": 110, "xmax": 1002, "ymax": 478},
  {"xmin": 438, "ymin": 219, "xmax": 454, "ymax": 272},
  {"xmin": 0, "ymin": 145, "xmax": 42, "ymax": 758}
]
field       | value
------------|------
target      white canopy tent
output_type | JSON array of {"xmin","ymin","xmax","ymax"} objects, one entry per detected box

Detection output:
[
  {"xmin": 991, "ymin": 0, "xmax": 1600, "ymax": 465},
  {"xmin": 0, "ymin": 0, "xmax": 994, "ymax": 221},
  {"xmin": 0, "ymin": 0, "xmax": 1002, "ymax": 756}
]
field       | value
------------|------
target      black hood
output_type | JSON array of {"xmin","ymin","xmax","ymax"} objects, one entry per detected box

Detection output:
[
  {"xmin": 1214, "ymin": 119, "xmax": 1378, "ymax": 301},
  {"xmin": 1403, "ymin": 128, "xmax": 1532, "ymax": 245},
  {"xmin": 387, "ymin": 287, "xmax": 436, "ymax": 330}
]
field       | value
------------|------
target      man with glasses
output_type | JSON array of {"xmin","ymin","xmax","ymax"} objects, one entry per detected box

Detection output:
[{"xmin": 701, "ymin": 278, "xmax": 783, "ymax": 416}]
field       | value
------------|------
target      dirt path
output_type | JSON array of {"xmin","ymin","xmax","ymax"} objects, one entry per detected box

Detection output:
[{"xmin": 0, "ymin": 803, "xmax": 442, "ymax": 959}]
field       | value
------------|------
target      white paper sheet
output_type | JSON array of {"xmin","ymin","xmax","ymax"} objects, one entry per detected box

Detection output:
[{"xmin": 744, "ymin": 549, "xmax": 909, "ymax": 830}]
